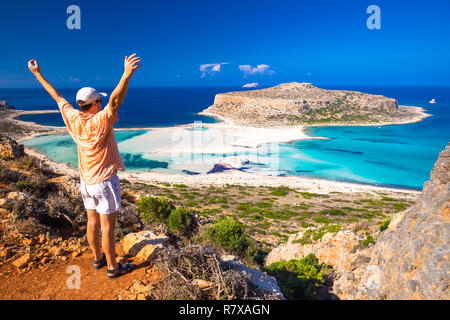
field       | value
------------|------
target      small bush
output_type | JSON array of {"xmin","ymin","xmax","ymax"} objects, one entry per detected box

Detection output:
[
  {"xmin": 135, "ymin": 195, "xmax": 175, "ymax": 224},
  {"xmin": 14, "ymin": 173, "xmax": 55, "ymax": 197},
  {"xmin": 270, "ymin": 186, "xmax": 293, "ymax": 196},
  {"xmin": 206, "ymin": 217, "xmax": 247, "ymax": 253},
  {"xmin": 0, "ymin": 164, "xmax": 21, "ymax": 183},
  {"xmin": 265, "ymin": 254, "xmax": 326, "ymax": 300},
  {"xmin": 380, "ymin": 219, "xmax": 391, "ymax": 232},
  {"xmin": 320, "ymin": 208, "xmax": 346, "ymax": 216},
  {"xmin": 15, "ymin": 217, "xmax": 49, "ymax": 237},
  {"xmin": 392, "ymin": 202, "xmax": 409, "ymax": 212},
  {"xmin": 361, "ymin": 232, "xmax": 375, "ymax": 247},
  {"xmin": 167, "ymin": 207, "xmax": 194, "ymax": 236},
  {"xmin": 299, "ymin": 192, "xmax": 327, "ymax": 199},
  {"xmin": 204, "ymin": 217, "xmax": 267, "ymax": 266}
]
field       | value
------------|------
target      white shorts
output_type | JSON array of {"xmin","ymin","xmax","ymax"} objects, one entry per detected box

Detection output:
[{"xmin": 80, "ymin": 175, "xmax": 122, "ymax": 215}]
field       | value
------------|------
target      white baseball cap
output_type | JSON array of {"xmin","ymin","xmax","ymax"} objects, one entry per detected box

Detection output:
[{"xmin": 76, "ymin": 87, "xmax": 107, "ymax": 106}]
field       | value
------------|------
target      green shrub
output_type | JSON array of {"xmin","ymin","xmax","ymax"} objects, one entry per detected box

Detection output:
[
  {"xmin": 270, "ymin": 186, "xmax": 293, "ymax": 196},
  {"xmin": 380, "ymin": 219, "xmax": 391, "ymax": 232},
  {"xmin": 326, "ymin": 224, "xmax": 341, "ymax": 233},
  {"xmin": 167, "ymin": 207, "xmax": 194, "ymax": 235},
  {"xmin": 361, "ymin": 232, "xmax": 375, "ymax": 247},
  {"xmin": 205, "ymin": 217, "xmax": 267, "ymax": 266},
  {"xmin": 313, "ymin": 216, "xmax": 332, "ymax": 224},
  {"xmin": 299, "ymin": 192, "xmax": 328, "ymax": 199},
  {"xmin": 319, "ymin": 208, "xmax": 346, "ymax": 216},
  {"xmin": 135, "ymin": 195, "xmax": 175, "ymax": 223},
  {"xmin": 392, "ymin": 202, "xmax": 409, "ymax": 212},
  {"xmin": 206, "ymin": 217, "xmax": 247, "ymax": 253},
  {"xmin": 265, "ymin": 254, "xmax": 326, "ymax": 300}
]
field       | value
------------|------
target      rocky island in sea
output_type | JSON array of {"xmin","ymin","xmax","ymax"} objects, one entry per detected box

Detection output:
[{"xmin": 201, "ymin": 82, "xmax": 431, "ymax": 127}]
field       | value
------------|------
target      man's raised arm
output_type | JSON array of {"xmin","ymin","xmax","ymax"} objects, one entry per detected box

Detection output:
[
  {"xmin": 28, "ymin": 59, "xmax": 65, "ymax": 105},
  {"xmin": 109, "ymin": 54, "xmax": 142, "ymax": 113}
]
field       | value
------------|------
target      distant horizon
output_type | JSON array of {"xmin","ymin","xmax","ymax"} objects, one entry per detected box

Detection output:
[{"xmin": 3, "ymin": 83, "xmax": 450, "ymax": 91}]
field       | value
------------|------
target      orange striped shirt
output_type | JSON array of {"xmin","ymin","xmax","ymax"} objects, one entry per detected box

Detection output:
[{"xmin": 57, "ymin": 98, "xmax": 125, "ymax": 185}]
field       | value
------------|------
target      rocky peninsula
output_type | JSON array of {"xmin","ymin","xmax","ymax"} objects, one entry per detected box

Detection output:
[{"xmin": 201, "ymin": 82, "xmax": 431, "ymax": 127}]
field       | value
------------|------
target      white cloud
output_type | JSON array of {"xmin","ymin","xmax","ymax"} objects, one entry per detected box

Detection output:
[
  {"xmin": 67, "ymin": 75, "xmax": 80, "ymax": 82},
  {"xmin": 200, "ymin": 62, "xmax": 229, "ymax": 78},
  {"xmin": 239, "ymin": 64, "xmax": 275, "ymax": 78},
  {"xmin": 242, "ymin": 82, "xmax": 259, "ymax": 88}
]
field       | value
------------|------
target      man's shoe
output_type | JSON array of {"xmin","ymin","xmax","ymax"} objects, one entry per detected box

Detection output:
[
  {"xmin": 93, "ymin": 253, "xmax": 107, "ymax": 270},
  {"xmin": 107, "ymin": 263, "xmax": 135, "ymax": 279}
]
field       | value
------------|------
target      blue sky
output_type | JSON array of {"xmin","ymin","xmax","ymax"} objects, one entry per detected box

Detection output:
[{"xmin": 0, "ymin": 0, "xmax": 449, "ymax": 88}]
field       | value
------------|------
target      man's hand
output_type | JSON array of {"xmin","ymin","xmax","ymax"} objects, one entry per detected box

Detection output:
[
  {"xmin": 28, "ymin": 59, "xmax": 41, "ymax": 75},
  {"xmin": 123, "ymin": 54, "xmax": 142, "ymax": 79},
  {"xmin": 109, "ymin": 54, "xmax": 141, "ymax": 113}
]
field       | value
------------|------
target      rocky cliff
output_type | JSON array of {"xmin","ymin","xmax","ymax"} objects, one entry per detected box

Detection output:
[
  {"xmin": 354, "ymin": 143, "xmax": 449, "ymax": 299},
  {"xmin": 266, "ymin": 143, "xmax": 449, "ymax": 300},
  {"xmin": 202, "ymin": 82, "xmax": 428, "ymax": 127}
]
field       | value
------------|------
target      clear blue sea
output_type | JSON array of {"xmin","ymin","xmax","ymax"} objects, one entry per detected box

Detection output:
[{"xmin": 1, "ymin": 85, "xmax": 449, "ymax": 190}]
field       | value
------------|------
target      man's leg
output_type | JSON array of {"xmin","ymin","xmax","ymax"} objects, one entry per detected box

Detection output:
[
  {"xmin": 100, "ymin": 211, "xmax": 118, "ymax": 270},
  {"xmin": 86, "ymin": 209, "xmax": 102, "ymax": 261}
]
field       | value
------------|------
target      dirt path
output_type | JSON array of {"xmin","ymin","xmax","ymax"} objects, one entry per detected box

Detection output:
[{"xmin": 0, "ymin": 250, "xmax": 154, "ymax": 300}]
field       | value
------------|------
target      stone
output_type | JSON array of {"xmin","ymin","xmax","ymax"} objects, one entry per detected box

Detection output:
[
  {"xmin": 265, "ymin": 229, "xmax": 369, "ymax": 274},
  {"xmin": 221, "ymin": 255, "xmax": 285, "ymax": 300},
  {"xmin": 0, "ymin": 247, "xmax": 14, "ymax": 260},
  {"xmin": 6, "ymin": 191, "xmax": 28, "ymax": 202},
  {"xmin": 46, "ymin": 176, "xmax": 81, "ymax": 197},
  {"xmin": 54, "ymin": 248, "xmax": 65, "ymax": 256},
  {"xmin": 121, "ymin": 231, "xmax": 169, "ymax": 262},
  {"xmin": 130, "ymin": 280, "xmax": 152, "ymax": 294},
  {"xmin": 12, "ymin": 253, "xmax": 31, "ymax": 269},
  {"xmin": 192, "ymin": 279, "xmax": 215, "ymax": 289},
  {"xmin": 38, "ymin": 234, "xmax": 46, "ymax": 244},
  {"xmin": 0, "ymin": 136, "xmax": 24, "ymax": 160},
  {"xmin": 22, "ymin": 238, "xmax": 33, "ymax": 246}
]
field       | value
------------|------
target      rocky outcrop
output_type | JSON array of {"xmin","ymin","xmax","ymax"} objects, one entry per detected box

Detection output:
[
  {"xmin": 0, "ymin": 136, "xmax": 25, "ymax": 160},
  {"xmin": 265, "ymin": 228, "xmax": 375, "ymax": 271},
  {"xmin": 46, "ymin": 175, "xmax": 81, "ymax": 198},
  {"xmin": 0, "ymin": 101, "xmax": 15, "ymax": 110},
  {"xmin": 202, "ymin": 82, "xmax": 427, "ymax": 127},
  {"xmin": 266, "ymin": 143, "xmax": 449, "ymax": 299},
  {"xmin": 121, "ymin": 231, "xmax": 169, "ymax": 262},
  {"xmin": 354, "ymin": 143, "xmax": 449, "ymax": 300},
  {"xmin": 265, "ymin": 226, "xmax": 377, "ymax": 299}
]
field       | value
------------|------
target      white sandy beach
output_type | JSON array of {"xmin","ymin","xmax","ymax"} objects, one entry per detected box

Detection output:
[{"xmin": 23, "ymin": 145, "xmax": 420, "ymax": 197}]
